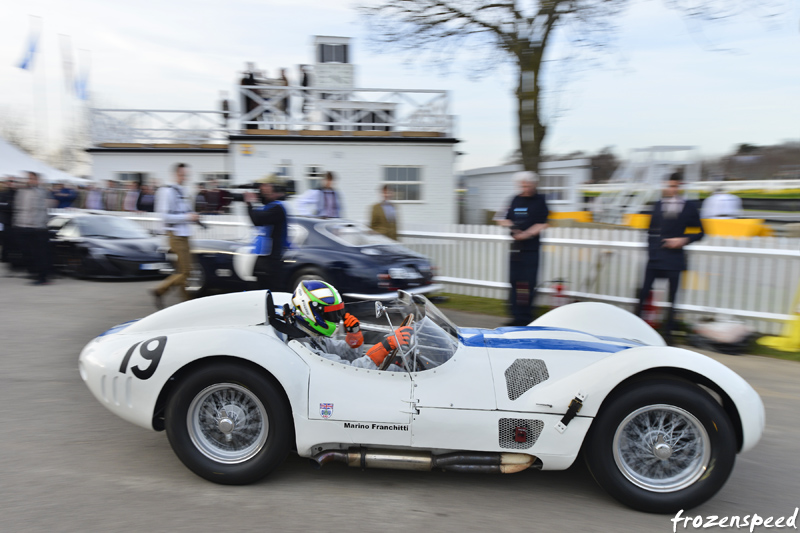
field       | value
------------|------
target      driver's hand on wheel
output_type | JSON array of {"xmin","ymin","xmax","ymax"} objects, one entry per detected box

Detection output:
[
  {"xmin": 366, "ymin": 326, "xmax": 413, "ymax": 365},
  {"xmin": 343, "ymin": 313, "xmax": 363, "ymax": 348}
]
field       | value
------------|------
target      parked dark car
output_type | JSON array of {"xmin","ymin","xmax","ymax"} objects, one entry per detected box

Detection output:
[
  {"xmin": 185, "ymin": 217, "xmax": 441, "ymax": 300},
  {"xmin": 49, "ymin": 214, "xmax": 170, "ymax": 279}
]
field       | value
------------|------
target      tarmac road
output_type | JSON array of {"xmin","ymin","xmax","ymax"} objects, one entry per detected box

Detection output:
[{"xmin": 1, "ymin": 275, "xmax": 798, "ymax": 533}]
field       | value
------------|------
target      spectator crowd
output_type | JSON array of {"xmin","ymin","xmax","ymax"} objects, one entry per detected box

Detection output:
[{"xmin": 1, "ymin": 167, "xmax": 401, "ymax": 290}]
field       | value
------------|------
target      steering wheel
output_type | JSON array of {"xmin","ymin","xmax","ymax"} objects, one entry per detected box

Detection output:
[{"xmin": 378, "ymin": 313, "xmax": 414, "ymax": 371}]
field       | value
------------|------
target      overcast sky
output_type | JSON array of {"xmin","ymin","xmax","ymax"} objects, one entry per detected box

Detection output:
[{"xmin": 2, "ymin": 0, "xmax": 799, "ymax": 172}]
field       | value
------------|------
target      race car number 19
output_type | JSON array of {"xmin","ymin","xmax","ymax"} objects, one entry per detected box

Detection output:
[{"xmin": 119, "ymin": 336, "xmax": 168, "ymax": 380}]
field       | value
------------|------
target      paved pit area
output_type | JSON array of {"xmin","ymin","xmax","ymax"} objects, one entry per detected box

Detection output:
[{"xmin": 1, "ymin": 275, "xmax": 798, "ymax": 532}]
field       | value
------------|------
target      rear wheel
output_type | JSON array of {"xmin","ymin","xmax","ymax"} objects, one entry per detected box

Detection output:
[
  {"xmin": 584, "ymin": 380, "xmax": 736, "ymax": 513},
  {"xmin": 165, "ymin": 362, "xmax": 291, "ymax": 485},
  {"xmin": 290, "ymin": 268, "xmax": 328, "ymax": 292}
]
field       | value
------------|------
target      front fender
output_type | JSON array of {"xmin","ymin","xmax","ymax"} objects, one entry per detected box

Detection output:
[{"xmin": 79, "ymin": 326, "xmax": 309, "ymax": 432}]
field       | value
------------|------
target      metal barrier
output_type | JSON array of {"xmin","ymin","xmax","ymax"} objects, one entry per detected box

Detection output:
[{"xmin": 55, "ymin": 210, "xmax": 799, "ymax": 334}]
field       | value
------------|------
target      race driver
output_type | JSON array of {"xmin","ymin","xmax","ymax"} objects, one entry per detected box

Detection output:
[{"xmin": 290, "ymin": 280, "xmax": 412, "ymax": 371}]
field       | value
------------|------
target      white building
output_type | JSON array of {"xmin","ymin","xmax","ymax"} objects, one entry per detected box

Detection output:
[
  {"xmin": 461, "ymin": 160, "xmax": 592, "ymax": 224},
  {"xmin": 86, "ymin": 36, "xmax": 459, "ymax": 226}
]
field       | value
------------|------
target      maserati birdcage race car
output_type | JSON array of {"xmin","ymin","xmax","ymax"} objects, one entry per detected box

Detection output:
[{"xmin": 78, "ymin": 290, "xmax": 764, "ymax": 513}]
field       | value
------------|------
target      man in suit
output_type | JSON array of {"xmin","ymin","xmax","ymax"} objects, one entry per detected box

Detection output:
[
  {"xmin": 370, "ymin": 185, "xmax": 398, "ymax": 240},
  {"xmin": 636, "ymin": 172, "xmax": 705, "ymax": 343}
]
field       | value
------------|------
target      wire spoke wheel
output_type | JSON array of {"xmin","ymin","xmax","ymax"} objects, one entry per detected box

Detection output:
[
  {"xmin": 613, "ymin": 404, "xmax": 710, "ymax": 493},
  {"xmin": 166, "ymin": 363, "xmax": 291, "ymax": 484},
  {"xmin": 584, "ymin": 380, "xmax": 736, "ymax": 513},
  {"xmin": 187, "ymin": 383, "xmax": 269, "ymax": 464}
]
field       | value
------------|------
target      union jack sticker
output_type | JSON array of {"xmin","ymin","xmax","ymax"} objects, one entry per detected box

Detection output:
[{"xmin": 320, "ymin": 403, "xmax": 333, "ymax": 419}]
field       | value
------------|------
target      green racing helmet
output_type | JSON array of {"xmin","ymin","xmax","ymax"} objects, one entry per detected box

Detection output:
[{"xmin": 292, "ymin": 280, "xmax": 345, "ymax": 337}]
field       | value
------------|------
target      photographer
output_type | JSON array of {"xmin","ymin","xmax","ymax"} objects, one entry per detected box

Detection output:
[
  {"xmin": 497, "ymin": 171, "xmax": 549, "ymax": 326},
  {"xmin": 244, "ymin": 176, "xmax": 289, "ymax": 290}
]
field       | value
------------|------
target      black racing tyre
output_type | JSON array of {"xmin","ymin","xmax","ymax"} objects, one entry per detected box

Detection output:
[
  {"xmin": 63, "ymin": 249, "xmax": 87, "ymax": 278},
  {"xmin": 165, "ymin": 362, "xmax": 292, "ymax": 485},
  {"xmin": 290, "ymin": 268, "xmax": 327, "ymax": 292},
  {"xmin": 184, "ymin": 256, "xmax": 207, "ymax": 297},
  {"xmin": 583, "ymin": 380, "xmax": 736, "ymax": 513}
]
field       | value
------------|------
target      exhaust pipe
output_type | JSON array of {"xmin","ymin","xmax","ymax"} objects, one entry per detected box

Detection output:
[{"xmin": 310, "ymin": 448, "xmax": 536, "ymax": 474}]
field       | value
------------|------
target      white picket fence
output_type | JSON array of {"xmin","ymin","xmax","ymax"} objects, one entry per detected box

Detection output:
[
  {"xmin": 60, "ymin": 210, "xmax": 800, "ymax": 334},
  {"xmin": 401, "ymin": 223, "xmax": 800, "ymax": 334}
]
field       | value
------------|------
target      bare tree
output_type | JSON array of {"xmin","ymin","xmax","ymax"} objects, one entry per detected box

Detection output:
[{"xmin": 358, "ymin": 0, "xmax": 786, "ymax": 172}]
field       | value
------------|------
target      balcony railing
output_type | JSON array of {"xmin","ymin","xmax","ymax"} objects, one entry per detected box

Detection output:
[{"xmin": 91, "ymin": 86, "xmax": 454, "ymax": 145}]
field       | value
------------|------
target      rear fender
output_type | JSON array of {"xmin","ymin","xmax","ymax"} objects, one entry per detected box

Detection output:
[
  {"xmin": 521, "ymin": 345, "xmax": 764, "ymax": 453},
  {"xmin": 531, "ymin": 302, "xmax": 665, "ymax": 347}
]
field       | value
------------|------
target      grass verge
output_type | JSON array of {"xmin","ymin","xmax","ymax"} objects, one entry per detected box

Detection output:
[{"xmin": 435, "ymin": 292, "xmax": 507, "ymax": 317}]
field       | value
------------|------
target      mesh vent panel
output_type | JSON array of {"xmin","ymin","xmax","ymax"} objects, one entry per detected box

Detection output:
[
  {"xmin": 498, "ymin": 418, "xmax": 544, "ymax": 449},
  {"xmin": 504, "ymin": 359, "xmax": 549, "ymax": 400}
]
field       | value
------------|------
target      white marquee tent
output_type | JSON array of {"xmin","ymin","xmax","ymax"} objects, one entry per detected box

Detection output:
[{"xmin": 0, "ymin": 138, "xmax": 90, "ymax": 186}]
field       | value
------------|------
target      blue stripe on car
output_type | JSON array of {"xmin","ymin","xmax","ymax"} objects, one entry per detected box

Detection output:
[
  {"xmin": 98, "ymin": 320, "xmax": 138, "ymax": 337},
  {"xmin": 458, "ymin": 327, "xmax": 635, "ymax": 353}
]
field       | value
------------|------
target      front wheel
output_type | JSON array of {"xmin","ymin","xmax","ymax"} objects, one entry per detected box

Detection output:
[
  {"xmin": 165, "ymin": 362, "xmax": 291, "ymax": 485},
  {"xmin": 184, "ymin": 256, "xmax": 207, "ymax": 297},
  {"xmin": 584, "ymin": 380, "xmax": 736, "ymax": 513}
]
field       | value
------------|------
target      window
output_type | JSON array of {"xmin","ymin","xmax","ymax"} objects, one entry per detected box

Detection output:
[
  {"xmin": 318, "ymin": 44, "xmax": 348, "ymax": 64},
  {"xmin": 538, "ymin": 174, "xmax": 569, "ymax": 202},
  {"xmin": 384, "ymin": 167, "xmax": 422, "ymax": 201},
  {"xmin": 116, "ymin": 172, "xmax": 149, "ymax": 183},
  {"xmin": 305, "ymin": 165, "xmax": 325, "ymax": 190},
  {"xmin": 201, "ymin": 173, "xmax": 231, "ymax": 186},
  {"xmin": 275, "ymin": 161, "xmax": 292, "ymax": 178}
]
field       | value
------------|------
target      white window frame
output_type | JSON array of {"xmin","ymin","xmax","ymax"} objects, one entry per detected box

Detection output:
[
  {"xmin": 383, "ymin": 166, "xmax": 423, "ymax": 203},
  {"xmin": 276, "ymin": 160, "xmax": 293, "ymax": 179},
  {"xmin": 538, "ymin": 173, "xmax": 571, "ymax": 204},
  {"xmin": 200, "ymin": 172, "xmax": 231, "ymax": 186},
  {"xmin": 320, "ymin": 44, "xmax": 346, "ymax": 63},
  {"xmin": 305, "ymin": 165, "xmax": 325, "ymax": 191}
]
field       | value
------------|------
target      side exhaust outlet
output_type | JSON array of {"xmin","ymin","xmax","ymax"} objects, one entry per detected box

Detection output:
[{"xmin": 310, "ymin": 448, "xmax": 536, "ymax": 474}]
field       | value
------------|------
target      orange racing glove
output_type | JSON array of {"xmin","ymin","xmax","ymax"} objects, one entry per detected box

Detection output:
[
  {"xmin": 366, "ymin": 326, "xmax": 413, "ymax": 366},
  {"xmin": 344, "ymin": 313, "xmax": 363, "ymax": 348}
]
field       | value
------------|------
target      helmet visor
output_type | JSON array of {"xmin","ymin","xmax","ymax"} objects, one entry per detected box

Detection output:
[{"xmin": 322, "ymin": 301, "xmax": 345, "ymax": 323}]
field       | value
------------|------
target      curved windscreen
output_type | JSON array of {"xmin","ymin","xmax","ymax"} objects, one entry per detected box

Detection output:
[{"xmin": 338, "ymin": 293, "xmax": 459, "ymax": 371}]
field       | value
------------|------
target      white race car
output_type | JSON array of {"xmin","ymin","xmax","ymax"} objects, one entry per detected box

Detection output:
[{"xmin": 78, "ymin": 291, "xmax": 764, "ymax": 513}]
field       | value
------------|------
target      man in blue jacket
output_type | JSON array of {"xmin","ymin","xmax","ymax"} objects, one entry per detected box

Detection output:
[
  {"xmin": 636, "ymin": 172, "xmax": 704, "ymax": 343},
  {"xmin": 245, "ymin": 177, "xmax": 289, "ymax": 290}
]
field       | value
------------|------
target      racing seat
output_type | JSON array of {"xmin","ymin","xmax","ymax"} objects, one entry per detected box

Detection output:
[{"xmin": 266, "ymin": 290, "xmax": 306, "ymax": 340}]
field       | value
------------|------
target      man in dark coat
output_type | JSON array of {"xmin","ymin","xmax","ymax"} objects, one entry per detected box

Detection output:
[
  {"xmin": 635, "ymin": 172, "xmax": 704, "ymax": 343},
  {"xmin": 498, "ymin": 171, "xmax": 550, "ymax": 326}
]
